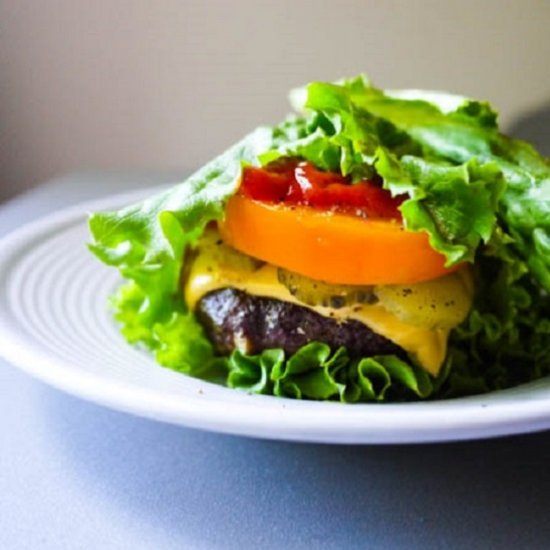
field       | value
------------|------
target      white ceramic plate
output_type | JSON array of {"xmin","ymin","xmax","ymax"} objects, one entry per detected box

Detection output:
[{"xmin": 1, "ymin": 188, "xmax": 550, "ymax": 444}]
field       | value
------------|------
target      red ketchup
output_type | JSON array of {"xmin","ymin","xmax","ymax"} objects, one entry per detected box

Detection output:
[{"xmin": 239, "ymin": 159, "xmax": 405, "ymax": 220}]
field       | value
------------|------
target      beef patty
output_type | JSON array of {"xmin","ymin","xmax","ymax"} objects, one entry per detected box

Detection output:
[{"xmin": 195, "ymin": 288, "xmax": 406, "ymax": 358}]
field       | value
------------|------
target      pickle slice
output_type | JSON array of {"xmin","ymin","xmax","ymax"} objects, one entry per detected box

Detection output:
[
  {"xmin": 374, "ymin": 269, "xmax": 473, "ymax": 329},
  {"xmin": 276, "ymin": 268, "xmax": 377, "ymax": 308},
  {"xmin": 277, "ymin": 266, "xmax": 473, "ymax": 329},
  {"xmin": 193, "ymin": 228, "xmax": 264, "ymax": 275}
]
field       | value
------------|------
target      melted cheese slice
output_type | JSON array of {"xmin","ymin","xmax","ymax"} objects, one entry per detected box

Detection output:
[{"xmin": 183, "ymin": 234, "xmax": 471, "ymax": 376}]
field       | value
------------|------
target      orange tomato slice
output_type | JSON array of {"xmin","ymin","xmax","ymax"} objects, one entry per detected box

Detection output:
[{"xmin": 218, "ymin": 195, "xmax": 458, "ymax": 285}]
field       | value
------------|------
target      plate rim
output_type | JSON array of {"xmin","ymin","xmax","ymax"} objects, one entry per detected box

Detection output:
[{"xmin": 1, "ymin": 187, "xmax": 550, "ymax": 444}]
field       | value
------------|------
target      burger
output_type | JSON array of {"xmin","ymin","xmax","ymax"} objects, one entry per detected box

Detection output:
[{"xmin": 88, "ymin": 75, "xmax": 550, "ymax": 402}]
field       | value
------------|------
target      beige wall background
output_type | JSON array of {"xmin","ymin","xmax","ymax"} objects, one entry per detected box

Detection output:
[{"xmin": 1, "ymin": 0, "xmax": 549, "ymax": 202}]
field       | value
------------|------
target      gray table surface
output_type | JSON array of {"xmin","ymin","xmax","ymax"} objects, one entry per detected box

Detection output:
[{"xmin": 2, "ymin": 173, "xmax": 550, "ymax": 550}]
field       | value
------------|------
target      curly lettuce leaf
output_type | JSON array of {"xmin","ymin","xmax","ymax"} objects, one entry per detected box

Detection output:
[
  {"xmin": 227, "ymin": 342, "xmax": 435, "ymax": 403},
  {"xmin": 375, "ymin": 151, "xmax": 505, "ymax": 264},
  {"xmin": 438, "ymin": 238, "xmax": 550, "ymax": 398}
]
